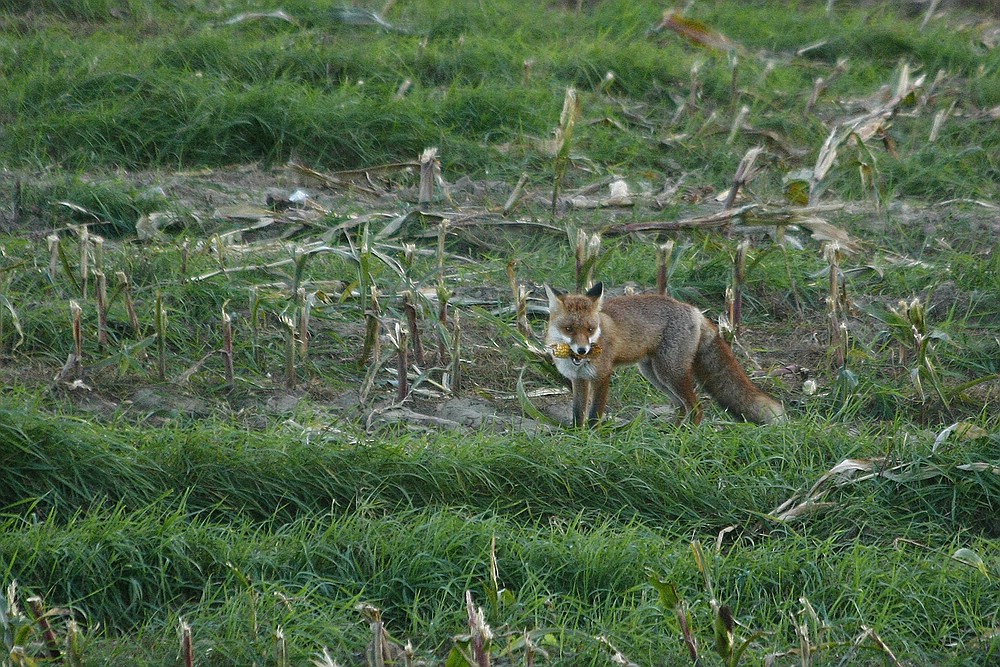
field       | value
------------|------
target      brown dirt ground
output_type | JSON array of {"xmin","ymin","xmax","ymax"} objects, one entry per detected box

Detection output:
[{"xmin": 1, "ymin": 165, "xmax": 997, "ymax": 432}]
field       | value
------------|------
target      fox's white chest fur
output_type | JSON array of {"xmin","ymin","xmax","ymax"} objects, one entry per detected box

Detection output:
[{"xmin": 553, "ymin": 356, "xmax": 599, "ymax": 381}]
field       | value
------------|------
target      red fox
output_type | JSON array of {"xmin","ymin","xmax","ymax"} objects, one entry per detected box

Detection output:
[{"xmin": 544, "ymin": 282, "xmax": 784, "ymax": 427}]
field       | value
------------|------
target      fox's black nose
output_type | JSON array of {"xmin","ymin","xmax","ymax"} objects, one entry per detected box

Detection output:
[{"xmin": 575, "ymin": 346, "xmax": 588, "ymax": 354}]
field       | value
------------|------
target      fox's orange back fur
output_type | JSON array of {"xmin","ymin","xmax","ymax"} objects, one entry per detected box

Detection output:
[{"xmin": 545, "ymin": 283, "xmax": 783, "ymax": 426}]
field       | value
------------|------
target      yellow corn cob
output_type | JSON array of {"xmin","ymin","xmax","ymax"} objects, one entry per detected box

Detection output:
[{"xmin": 550, "ymin": 343, "xmax": 602, "ymax": 359}]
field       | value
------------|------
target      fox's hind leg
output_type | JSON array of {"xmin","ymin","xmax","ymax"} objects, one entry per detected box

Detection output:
[{"xmin": 638, "ymin": 360, "xmax": 703, "ymax": 424}]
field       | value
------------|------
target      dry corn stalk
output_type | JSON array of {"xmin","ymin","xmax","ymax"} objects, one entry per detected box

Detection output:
[
  {"xmin": 418, "ymin": 147, "xmax": 438, "ymax": 211},
  {"xmin": 180, "ymin": 619, "xmax": 194, "ymax": 667},
  {"xmin": 155, "ymin": 291, "xmax": 167, "ymax": 380},
  {"xmin": 96, "ymin": 271, "xmax": 108, "ymax": 351},
  {"xmin": 79, "ymin": 227, "xmax": 90, "ymax": 298},
  {"xmin": 449, "ymin": 310, "xmax": 462, "ymax": 395},
  {"xmin": 823, "ymin": 242, "xmax": 850, "ymax": 368},
  {"xmin": 722, "ymin": 146, "xmax": 764, "ymax": 209},
  {"xmin": 551, "ymin": 87, "xmax": 580, "ymax": 215},
  {"xmin": 48, "ymin": 234, "xmax": 60, "ymax": 281},
  {"xmin": 222, "ymin": 306, "xmax": 234, "ymax": 387},
  {"xmin": 728, "ymin": 240, "xmax": 750, "ymax": 335},
  {"xmin": 506, "ymin": 260, "xmax": 532, "ymax": 337},
  {"xmin": 359, "ymin": 287, "xmax": 382, "ymax": 403},
  {"xmin": 465, "ymin": 591, "xmax": 493, "ymax": 667},
  {"xmin": 403, "ymin": 290, "xmax": 426, "ymax": 367},
  {"xmin": 116, "ymin": 272, "xmax": 141, "ymax": 336},
  {"xmin": 572, "ymin": 228, "xmax": 601, "ymax": 292},
  {"xmin": 70, "ymin": 300, "xmax": 83, "ymax": 380},
  {"xmin": 391, "ymin": 322, "xmax": 409, "ymax": 401}
]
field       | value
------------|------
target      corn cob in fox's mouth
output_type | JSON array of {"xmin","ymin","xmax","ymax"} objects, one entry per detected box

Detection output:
[{"xmin": 549, "ymin": 343, "xmax": 603, "ymax": 361}]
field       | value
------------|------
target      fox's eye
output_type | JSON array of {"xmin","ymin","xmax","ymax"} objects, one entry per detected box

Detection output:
[
  {"xmin": 586, "ymin": 327, "xmax": 594, "ymax": 334},
  {"xmin": 562, "ymin": 326, "xmax": 573, "ymax": 333}
]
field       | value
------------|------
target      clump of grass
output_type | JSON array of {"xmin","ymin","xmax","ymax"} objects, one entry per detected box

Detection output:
[{"xmin": 885, "ymin": 296, "xmax": 951, "ymax": 409}]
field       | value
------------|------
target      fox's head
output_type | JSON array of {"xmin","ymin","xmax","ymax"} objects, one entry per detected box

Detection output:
[{"xmin": 544, "ymin": 282, "xmax": 604, "ymax": 360}]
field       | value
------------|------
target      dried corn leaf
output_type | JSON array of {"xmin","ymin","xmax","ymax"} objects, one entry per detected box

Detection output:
[
  {"xmin": 931, "ymin": 421, "xmax": 991, "ymax": 452},
  {"xmin": 798, "ymin": 217, "xmax": 861, "ymax": 252},
  {"xmin": 213, "ymin": 205, "xmax": 275, "ymax": 221},
  {"xmin": 652, "ymin": 10, "xmax": 741, "ymax": 53},
  {"xmin": 952, "ymin": 548, "xmax": 991, "ymax": 578},
  {"xmin": 956, "ymin": 463, "xmax": 1000, "ymax": 474},
  {"xmin": 224, "ymin": 10, "xmax": 297, "ymax": 26},
  {"xmin": 809, "ymin": 71, "xmax": 926, "ymax": 204},
  {"xmin": 567, "ymin": 180, "xmax": 634, "ymax": 209}
]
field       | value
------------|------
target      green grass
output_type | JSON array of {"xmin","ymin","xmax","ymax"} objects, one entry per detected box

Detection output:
[
  {"xmin": 1, "ymin": 405, "xmax": 997, "ymax": 664},
  {"xmin": 1, "ymin": 0, "xmax": 998, "ymax": 197},
  {"xmin": 1, "ymin": 0, "xmax": 999, "ymax": 665}
]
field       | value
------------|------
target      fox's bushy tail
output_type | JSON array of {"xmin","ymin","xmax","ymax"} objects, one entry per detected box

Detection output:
[{"xmin": 693, "ymin": 328, "xmax": 784, "ymax": 424}]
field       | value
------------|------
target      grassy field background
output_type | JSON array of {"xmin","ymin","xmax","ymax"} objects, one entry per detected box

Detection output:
[{"xmin": 0, "ymin": 0, "xmax": 998, "ymax": 665}]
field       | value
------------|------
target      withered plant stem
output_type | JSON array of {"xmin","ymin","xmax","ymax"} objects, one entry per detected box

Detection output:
[
  {"xmin": 93, "ymin": 235, "xmax": 104, "ymax": 276},
  {"xmin": 465, "ymin": 591, "xmax": 491, "ymax": 667},
  {"xmin": 155, "ymin": 291, "xmax": 167, "ymax": 380},
  {"xmin": 729, "ymin": 54, "xmax": 739, "ymax": 112},
  {"xmin": 79, "ymin": 227, "xmax": 89, "ymax": 299},
  {"xmin": 437, "ymin": 283, "xmax": 450, "ymax": 366},
  {"xmin": 47, "ymin": 234, "xmax": 59, "ymax": 283},
  {"xmin": 117, "ymin": 271, "xmax": 142, "ymax": 336},
  {"xmin": 27, "ymin": 596, "xmax": 60, "ymax": 660},
  {"xmin": 283, "ymin": 315, "xmax": 296, "ymax": 389},
  {"xmin": 70, "ymin": 300, "xmax": 83, "ymax": 380},
  {"xmin": 506, "ymin": 261, "xmax": 531, "ymax": 337},
  {"xmin": 403, "ymin": 291, "xmax": 425, "ymax": 367},
  {"xmin": 249, "ymin": 286, "xmax": 264, "ymax": 370},
  {"xmin": 359, "ymin": 289, "xmax": 382, "ymax": 404},
  {"xmin": 66, "ymin": 619, "xmax": 84, "ymax": 667},
  {"xmin": 418, "ymin": 147, "xmax": 437, "ymax": 211},
  {"xmin": 180, "ymin": 619, "xmax": 193, "ymax": 667},
  {"xmin": 360, "ymin": 286, "xmax": 381, "ymax": 369},
  {"xmin": 551, "ymin": 87, "xmax": 579, "ymax": 216},
  {"xmin": 96, "ymin": 271, "xmax": 108, "ymax": 350},
  {"xmin": 222, "ymin": 308, "xmax": 234, "ymax": 388},
  {"xmin": 824, "ymin": 244, "xmax": 848, "ymax": 368},
  {"xmin": 449, "ymin": 310, "xmax": 462, "ymax": 395},
  {"xmin": 729, "ymin": 239, "xmax": 749, "ymax": 334},
  {"xmin": 395, "ymin": 323, "xmax": 409, "ymax": 401},
  {"xmin": 297, "ymin": 288, "xmax": 310, "ymax": 362},
  {"xmin": 436, "ymin": 219, "xmax": 448, "ymax": 280},
  {"xmin": 503, "ymin": 172, "xmax": 529, "ymax": 215},
  {"xmin": 435, "ymin": 219, "xmax": 450, "ymax": 364},
  {"xmin": 572, "ymin": 230, "xmax": 601, "ymax": 292},
  {"xmin": 276, "ymin": 627, "xmax": 288, "ymax": 667}
]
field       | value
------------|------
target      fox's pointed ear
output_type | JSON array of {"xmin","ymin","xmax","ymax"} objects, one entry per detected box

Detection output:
[
  {"xmin": 544, "ymin": 285, "xmax": 563, "ymax": 311},
  {"xmin": 585, "ymin": 282, "xmax": 604, "ymax": 305}
]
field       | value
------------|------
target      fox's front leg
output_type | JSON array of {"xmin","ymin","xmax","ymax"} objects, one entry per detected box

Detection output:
[
  {"xmin": 571, "ymin": 379, "xmax": 591, "ymax": 427},
  {"xmin": 587, "ymin": 374, "xmax": 611, "ymax": 426}
]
